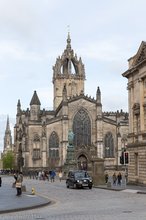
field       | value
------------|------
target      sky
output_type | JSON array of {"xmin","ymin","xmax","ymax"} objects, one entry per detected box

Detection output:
[{"xmin": 0, "ymin": 0, "xmax": 146, "ymax": 150}]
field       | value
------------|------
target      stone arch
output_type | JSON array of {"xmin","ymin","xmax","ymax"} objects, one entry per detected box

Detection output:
[
  {"xmin": 77, "ymin": 154, "xmax": 88, "ymax": 170},
  {"xmin": 104, "ymin": 132, "xmax": 114, "ymax": 158},
  {"xmin": 73, "ymin": 108, "xmax": 91, "ymax": 147},
  {"xmin": 60, "ymin": 57, "xmax": 79, "ymax": 75}
]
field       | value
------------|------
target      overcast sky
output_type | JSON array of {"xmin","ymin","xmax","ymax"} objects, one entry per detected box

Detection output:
[{"xmin": 0, "ymin": 0, "xmax": 146, "ymax": 150}]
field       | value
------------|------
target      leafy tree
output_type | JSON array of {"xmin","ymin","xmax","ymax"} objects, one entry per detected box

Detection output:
[{"xmin": 2, "ymin": 151, "xmax": 15, "ymax": 169}]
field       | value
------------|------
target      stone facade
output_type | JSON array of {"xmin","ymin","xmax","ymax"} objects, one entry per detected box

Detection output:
[
  {"xmin": 123, "ymin": 41, "xmax": 146, "ymax": 185},
  {"xmin": 13, "ymin": 34, "xmax": 128, "ymax": 176}
]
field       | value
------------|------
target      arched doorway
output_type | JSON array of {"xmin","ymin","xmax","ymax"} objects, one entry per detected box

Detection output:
[{"xmin": 77, "ymin": 155, "xmax": 88, "ymax": 170}]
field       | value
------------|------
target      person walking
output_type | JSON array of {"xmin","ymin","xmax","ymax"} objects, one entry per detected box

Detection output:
[
  {"xmin": 15, "ymin": 172, "xmax": 23, "ymax": 196},
  {"xmin": 105, "ymin": 172, "xmax": 109, "ymax": 184},
  {"xmin": 58, "ymin": 171, "xmax": 63, "ymax": 182},
  {"xmin": 112, "ymin": 173, "xmax": 117, "ymax": 185},
  {"xmin": 117, "ymin": 172, "xmax": 122, "ymax": 185},
  {"xmin": 50, "ymin": 170, "xmax": 56, "ymax": 182}
]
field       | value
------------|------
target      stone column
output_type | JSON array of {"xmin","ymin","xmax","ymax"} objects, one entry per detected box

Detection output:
[
  {"xmin": 139, "ymin": 78, "xmax": 144, "ymax": 131},
  {"xmin": 127, "ymin": 82, "xmax": 134, "ymax": 133}
]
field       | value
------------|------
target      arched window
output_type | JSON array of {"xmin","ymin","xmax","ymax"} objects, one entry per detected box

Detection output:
[
  {"xmin": 32, "ymin": 134, "xmax": 40, "ymax": 160},
  {"xmin": 104, "ymin": 132, "xmax": 114, "ymax": 158},
  {"xmin": 49, "ymin": 131, "xmax": 59, "ymax": 158},
  {"xmin": 73, "ymin": 108, "xmax": 91, "ymax": 146}
]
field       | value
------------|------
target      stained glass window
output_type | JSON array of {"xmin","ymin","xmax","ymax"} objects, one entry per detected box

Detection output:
[
  {"xmin": 49, "ymin": 131, "xmax": 59, "ymax": 158},
  {"xmin": 73, "ymin": 108, "xmax": 91, "ymax": 146},
  {"xmin": 104, "ymin": 132, "xmax": 114, "ymax": 158}
]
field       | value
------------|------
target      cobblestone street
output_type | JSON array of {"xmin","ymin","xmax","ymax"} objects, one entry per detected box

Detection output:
[{"xmin": 0, "ymin": 176, "xmax": 146, "ymax": 220}]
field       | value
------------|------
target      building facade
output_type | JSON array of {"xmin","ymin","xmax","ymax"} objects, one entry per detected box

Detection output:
[
  {"xmin": 14, "ymin": 34, "xmax": 128, "ymax": 174},
  {"xmin": 123, "ymin": 41, "xmax": 146, "ymax": 185}
]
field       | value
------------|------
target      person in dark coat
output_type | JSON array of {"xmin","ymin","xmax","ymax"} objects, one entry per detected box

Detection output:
[{"xmin": 117, "ymin": 172, "xmax": 122, "ymax": 185}]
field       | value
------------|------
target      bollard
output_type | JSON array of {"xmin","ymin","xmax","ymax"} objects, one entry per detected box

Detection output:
[{"xmin": 31, "ymin": 187, "xmax": 35, "ymax": 195}]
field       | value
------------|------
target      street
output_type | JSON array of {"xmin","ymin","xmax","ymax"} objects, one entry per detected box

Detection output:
[{"xmin": 0, "ymin": 176, "xmax": 146, "ymax": 220}]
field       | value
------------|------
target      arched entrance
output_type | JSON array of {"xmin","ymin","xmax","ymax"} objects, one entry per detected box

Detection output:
[{"xmin": 77, "ymin": 154, "xmax": 88, "ymax": 170}]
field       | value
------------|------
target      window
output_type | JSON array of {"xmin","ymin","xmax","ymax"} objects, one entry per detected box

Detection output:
[
  {"xmin": 135, "ymin": 153, "xmax": 139, "ymax": 176},
  {"xmin": 104, "ymin": 132, "xmax": 114, "ymax": 158},
  {"xmin": 33, "ymin": 149, "xmax": 40, "ymax": 160},
  {"xmin": 32, "ymin": 134, "xmax": 41, "ymax": 160},
  {"xmin": 49, "ymin": 131, "xmax": 59, "ymax": 158},
  {"xmin": 73, "ymin": 108, "xmax": 91, "ymax": 146}
]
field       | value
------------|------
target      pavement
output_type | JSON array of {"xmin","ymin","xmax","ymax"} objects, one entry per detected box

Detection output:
[
  {"xmin": 1, "ymin": 176, "xmax": 146, "ymax": 214},
  {"xmin": 0, "ymin": 176, "xmax": 52, "ymax": 214}
]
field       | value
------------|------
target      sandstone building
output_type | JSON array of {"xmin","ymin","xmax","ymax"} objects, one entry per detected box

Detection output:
[
  {"xmin": 123, "ymin": 41, "xmax": 146, "ymax": 185},
  {"xmin": 13, "ymin": 34, "xmax": 128, "ymax": 174}
]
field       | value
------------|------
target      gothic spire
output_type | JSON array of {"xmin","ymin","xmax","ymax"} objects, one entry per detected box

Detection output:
[
  {"xmin": 96, "ymin": 86, "xmax": 101, "ymax": 104},
  {"xmin": 30, "ymin": 91, "xmax": 41, "ymax": 105},
  {"xmin": 17, "ymin": 99, "xmax": 21, "ymax": 114},
  {"xmin": 5, "ymin": 115, "xmax": 11, "ymax": 134}
]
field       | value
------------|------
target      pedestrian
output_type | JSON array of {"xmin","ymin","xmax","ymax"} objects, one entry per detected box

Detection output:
[
  {"xmin": 0, "ymin": 176, "xmax": 2, "ymax": 187},
  {"xmin": 58, "ymin": 171, "xmax": 63, "ymax": 182},
  {"xmin": 117, "ymin": 172, "xmax": 122, "ymax": 185},
  {"xmin": 50, "ymin": 170, "xmax": 56, "ymax": 182},
  {"xmin": 15, "ymin": 172, "xmax": 23, "ymax": 196},
  {"xmin": 105, "ymin": 172, "xmax": 109, "ymax": 184},
  {"xmin": 112, "ymin": 173, "xmax": 117, "ymax": 185}
]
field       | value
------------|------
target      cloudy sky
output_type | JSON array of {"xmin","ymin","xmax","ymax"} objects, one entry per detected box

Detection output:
[{"xmin": 0, "ymin": 0, "xmax": 146, "ymax": 150}]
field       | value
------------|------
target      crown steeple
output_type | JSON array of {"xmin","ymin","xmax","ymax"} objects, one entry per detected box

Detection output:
[{"xmin": 52, "ymin": 34, "xmax": 85, "ymax": 110}]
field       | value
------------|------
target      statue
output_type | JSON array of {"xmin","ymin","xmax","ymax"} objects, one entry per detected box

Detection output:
[{"xmin": 68, "ymin": 130, "xmax": 74, "ymax": 147}]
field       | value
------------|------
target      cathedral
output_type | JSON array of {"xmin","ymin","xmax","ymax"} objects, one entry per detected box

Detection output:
[{"xmin": 12, "ymin": 34, "xmax": 128, "ymax": 175}]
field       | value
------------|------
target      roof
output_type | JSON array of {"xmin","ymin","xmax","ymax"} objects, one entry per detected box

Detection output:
[{"xmin": 30, "ymin": 91, "xmax": 41, "ymax": 105}]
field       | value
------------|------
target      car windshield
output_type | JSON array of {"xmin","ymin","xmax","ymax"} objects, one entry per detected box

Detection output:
[{"xmin": 74, "ymin": 172, "xmax": 89, "ymax": 178}]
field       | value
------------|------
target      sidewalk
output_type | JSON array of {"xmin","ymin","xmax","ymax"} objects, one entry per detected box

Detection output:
[
  {"xmin": 96, "ymin": 183, "xmax": 146, "ymax": 194},
  {"xmin": 0, "ymin": 176, "xmax": 51, "ymax": 214}
]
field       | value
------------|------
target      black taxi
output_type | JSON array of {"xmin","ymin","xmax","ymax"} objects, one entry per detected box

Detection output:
[{"xmin": 66, "ymin": 170, "xmax": 93, "ymax": 189}]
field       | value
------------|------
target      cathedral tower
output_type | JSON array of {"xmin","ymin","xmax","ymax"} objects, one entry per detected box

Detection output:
[{"xmin": 52, "ymin": 33, "xmax": 86, "ymax": 110}]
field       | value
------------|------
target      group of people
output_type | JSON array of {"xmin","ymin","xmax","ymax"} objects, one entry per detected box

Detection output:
[
  {"xmin": 113, "ymin": 172, "xmax": 122, "ymax": 185},
  {"xmin": 105, "ymin": 172, "xmax": 123, "ymax": 186},
  {"xmin": 28, "ymin": 170, "xmax": 63, "ymax": 182}
]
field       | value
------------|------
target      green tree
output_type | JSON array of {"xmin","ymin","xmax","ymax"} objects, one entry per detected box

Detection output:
[{"xmin": 2, "ymin": 151, "xmax": 15, "ymax": 169}]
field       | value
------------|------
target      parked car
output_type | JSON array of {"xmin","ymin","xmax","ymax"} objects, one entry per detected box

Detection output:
[{"xmin": 66, "ymin": 170, "xmax": 93, "ymax": 189}]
